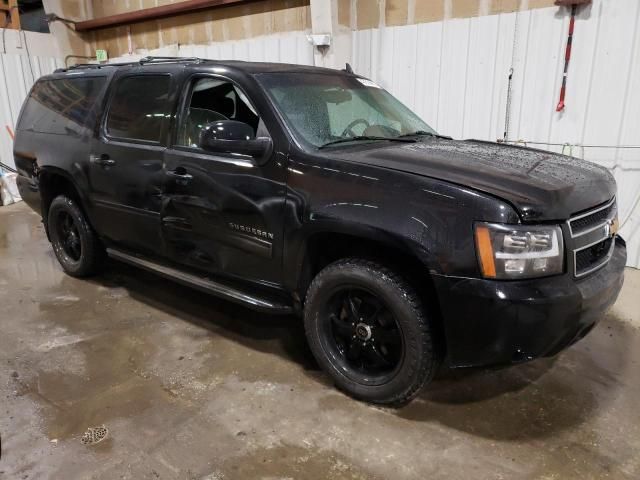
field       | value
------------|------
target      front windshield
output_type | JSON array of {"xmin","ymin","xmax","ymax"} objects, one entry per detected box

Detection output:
[{"xmin": 257, "ymin": 72, "xmax": 436, "ymax": 148}]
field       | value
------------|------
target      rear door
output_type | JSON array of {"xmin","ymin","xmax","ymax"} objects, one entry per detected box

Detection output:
[
  {"xmin": 161, "ymin": 74, "xmax": 287, "ymax": 286},
  {"xmin": 88, "ymin": 68, "xmax": 179, "ymax": 255},
  {"xmin": 13, "ymin": 74, "xmax": 107, "ymax": 210}
]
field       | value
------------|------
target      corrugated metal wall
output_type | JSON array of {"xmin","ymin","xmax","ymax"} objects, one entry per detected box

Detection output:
[
  {"xmin": 0, "ymin": 30, "xmax": 64, "ymax": 172},
  {"xmin": 352, "ymin": 0, "xmax": 640, "ymax": 267},
  {"xmin": 110, "ymin": 31, "xmax": 314, "ymax": 66}
]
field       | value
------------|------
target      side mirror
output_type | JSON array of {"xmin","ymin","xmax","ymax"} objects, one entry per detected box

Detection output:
[{"xmin": 199, "ymin": 120, "xmax": 272, "ymax": 161}]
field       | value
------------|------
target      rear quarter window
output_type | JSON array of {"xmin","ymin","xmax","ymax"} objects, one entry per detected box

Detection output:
[
  {"xmin": 105, "ymin": 75, "xmax": 171, "ymax": 143},
  {"xmin": 17, "ymin": 76, "xmax": 106, "ymax": 135}
]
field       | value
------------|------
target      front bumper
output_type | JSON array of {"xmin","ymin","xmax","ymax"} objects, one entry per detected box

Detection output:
[{"xmin": 433, "ymin": 237, "xmax": 626, "ymax": 368}]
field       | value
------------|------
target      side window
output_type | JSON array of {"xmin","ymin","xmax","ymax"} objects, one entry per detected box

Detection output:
[
  {"xmin": 17, "ymin": 77, "xmax": 106, "ymax": 135},
  {"xmin": 106, "ymin": 75, "xmax": 171, "ymax": 143},
  {"xmin": 177, "ymin": 77, "xmax": 260, "ymax": 147}
]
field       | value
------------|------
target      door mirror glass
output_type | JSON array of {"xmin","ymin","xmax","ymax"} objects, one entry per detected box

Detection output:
[{"xmin": 199, "ymin": 120, "xmax": 272, "ymax": 159}]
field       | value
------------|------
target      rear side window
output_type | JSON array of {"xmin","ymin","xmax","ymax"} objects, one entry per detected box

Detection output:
[
  {"xmin": 106, "ymin": 75, "xmax": 171, "ymax": 143},
  {"xmin": 17, "ymin": 77, "xmax": 106, "ymax": 135}
]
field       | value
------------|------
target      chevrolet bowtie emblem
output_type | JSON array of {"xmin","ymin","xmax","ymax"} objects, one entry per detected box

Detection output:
[{"xmin": 605, "ymin": 216, "xmax": 619, "ymax": 238}]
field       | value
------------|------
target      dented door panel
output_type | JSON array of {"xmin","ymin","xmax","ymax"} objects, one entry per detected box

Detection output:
[{"xmin": 161, "ymin": 148, "xmax": 287, "ymax": 285}]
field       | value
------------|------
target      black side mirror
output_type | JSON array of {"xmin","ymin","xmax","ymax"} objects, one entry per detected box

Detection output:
[{"xmin": 199, "ymin": 120, "xmax": 272, "ymax": 161}]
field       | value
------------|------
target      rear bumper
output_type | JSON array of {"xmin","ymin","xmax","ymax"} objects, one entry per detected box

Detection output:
[
  {"xmin": 16, "ymin": 174, "xmax": 41, "ymax": 214},
  {"xmin": 433, "ymin": 237, "xmax": 626, "ymax": 368}
]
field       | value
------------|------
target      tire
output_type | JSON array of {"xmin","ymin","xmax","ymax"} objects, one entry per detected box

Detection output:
[
  {"xmin": 48, "ymin": 195, "xmax": 104, "ymax": 277},
  {"xmin": 304, "ymin": 258, "xmax": 438, "ymax": 406}
]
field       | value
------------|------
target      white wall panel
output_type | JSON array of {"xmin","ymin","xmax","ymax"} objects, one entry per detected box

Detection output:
[
  {"xmin": 413, "ymin": 22, "xmax": 443, "ymax": 128},
  {"xmin": 352, "ymin": 0, "xmax": 640, "ymax": 267},
  {"xmin": 0, "ymin": 30, "xmax": 63, "ymax": 172},
  {"xmin": 437, "ymin": 18, "xmax": 471, "ymax": 138},
  {"xmin": 463, "ymin": 14, "xmax": 499, "ymax": 141},
  {"xmin": 111, "ymin": 31, "xmax": 315, "ymax": 67}
]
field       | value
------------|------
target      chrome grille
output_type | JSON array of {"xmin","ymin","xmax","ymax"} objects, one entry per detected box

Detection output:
[
  {"xmin": 575, "ymin": 238, "xmax": 613, "ymax": 273},
  {"xmin": 568, "ymin": 198, "xmax": 617, "ymax": 277},
  {"xmin": 569, "ymin": 202, "xmax": 616, "ymax": 236}
]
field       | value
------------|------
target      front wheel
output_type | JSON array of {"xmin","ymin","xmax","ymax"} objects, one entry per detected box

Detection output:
[
  {"xmin": 304, "ymin": 258, "xmax": 438, "ymax": 406},
  {"xmin": 48, "ymin": 195, "xmax": 104, "ymax": 277}
]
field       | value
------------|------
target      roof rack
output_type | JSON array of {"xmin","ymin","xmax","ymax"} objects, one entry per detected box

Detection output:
[
  {"xmin": 55, "ymin": 56, "xmax": 204, "ymax": 73},
  {"xmin": 139, "ymin": 56, "xmax": 203, "ymax": 64}
]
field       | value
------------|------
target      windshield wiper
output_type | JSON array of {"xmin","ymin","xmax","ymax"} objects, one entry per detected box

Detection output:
[
  {"xmin": 318, "ymin": 135, "xmax": 416, "ymax": 149},
  {"xmin": 397, "ymin": 131, "xmax": 452, "ymax": 140}
]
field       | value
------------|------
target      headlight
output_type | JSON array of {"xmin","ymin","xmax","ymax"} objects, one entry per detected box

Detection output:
[{"xmin": 474, "ymin": 223, "xmax": 564, "ymax": 279}]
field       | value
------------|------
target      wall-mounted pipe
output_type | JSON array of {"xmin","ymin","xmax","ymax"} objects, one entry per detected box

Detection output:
[{"xmin": 74, "ymin": 0, "xmax": 262, "ymax": 32}]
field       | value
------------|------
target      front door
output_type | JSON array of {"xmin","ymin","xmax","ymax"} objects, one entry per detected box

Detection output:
[
  {"xmin": 161, "ymin": 75, "xmax": 287, "ymax": 287},
  {"xmin": 88, "ymin": 69, "xmax": 176, "ymax": 255}
]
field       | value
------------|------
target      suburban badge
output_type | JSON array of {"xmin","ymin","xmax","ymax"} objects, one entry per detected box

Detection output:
[{"xmin": 228, "ymin": 222, "xmax": 274, "ymax": 240}]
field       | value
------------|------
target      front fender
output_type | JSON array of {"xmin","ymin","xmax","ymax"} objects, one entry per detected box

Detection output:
[{"xmin": 282, "ymin": 152, "xmax": 521, "ymax": 290}]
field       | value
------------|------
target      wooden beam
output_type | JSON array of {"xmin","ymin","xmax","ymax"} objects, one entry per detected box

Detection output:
[
  {"xmin": 0, "ymin": 0, "xmax": 20, "ymax": 30},
  {"xmin": 74, "ymin": 0, "xmax": 261, "ymax": 32}
]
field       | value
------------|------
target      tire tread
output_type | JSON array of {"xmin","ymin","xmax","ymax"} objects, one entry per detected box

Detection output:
[
  {"xmin": 48, "ymin": 195, "xmax": 104, "ymax": 277},
  {"xmin": 304, "ymin": 258, "xmax": 438, "ymax": 406}
]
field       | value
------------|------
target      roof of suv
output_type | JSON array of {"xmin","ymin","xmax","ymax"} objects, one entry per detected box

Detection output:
[{"xmin": 55, "ymin": 57, "xmax": 352, "ymax": 77}]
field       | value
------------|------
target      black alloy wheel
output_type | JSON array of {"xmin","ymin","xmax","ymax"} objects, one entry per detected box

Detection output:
[
  {"xmin": 304, "ymin": 258, "xmax": 438, "ymax": 406},
  {"xmin": 56, "ymin": 211, "xmax": 82, "ymax": 262},
  {"xmin": 48, "ymin": 195, "xmax": 104, "ymax": 277},
  {"xmin": 325, "ymin": 287, "xmax": 403, "ymax": 384}
]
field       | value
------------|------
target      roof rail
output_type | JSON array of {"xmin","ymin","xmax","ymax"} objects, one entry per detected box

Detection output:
[
  {"xmin": 138, "ymin": 56, "xmax": 203, "ymax": 64},
  {"xmin": 55, "ymin": 56, "xmax": 204, "ymax": 73},
  {"xmin": 54, "ymin": 63, "xmax": 103, "ymax": 73},
  {"xmin": 64, "ymin": 63, "xmax": 107, "ymax": 70}
]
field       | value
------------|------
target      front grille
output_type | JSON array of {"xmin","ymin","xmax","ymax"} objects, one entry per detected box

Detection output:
[
  {"xmin": 569, "ymin": 197, "xmax": 617, "ymax": 277},
  {"xmin": 570, "ymin": 201, "xmax": 616, "ymax": 235},
  {"xmin": 575, "ymin": 237, "xmax": 613, "ymax": 275}
]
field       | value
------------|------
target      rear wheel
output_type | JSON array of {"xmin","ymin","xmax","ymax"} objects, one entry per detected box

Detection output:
[
  {"xmin": 304, "ymin": 258, "xmax": 438, "ymax": 406},
  {"xmin": 48, "ymin": 195, "xmax": 104, "ymax": 277}
]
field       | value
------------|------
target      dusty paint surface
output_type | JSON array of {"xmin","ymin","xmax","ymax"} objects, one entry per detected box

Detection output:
[{"xmin": 1, "ymin": 201, "xmax": 639, "ymax": 479}]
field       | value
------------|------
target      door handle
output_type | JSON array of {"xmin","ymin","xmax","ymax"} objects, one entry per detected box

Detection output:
[
  {"xmin": 90, "ymin": 154, "xmax": 115, "ymax": 167},
  {"xmin": 167, "ymin": 169, "xmax": 193, "ymax": 185}
]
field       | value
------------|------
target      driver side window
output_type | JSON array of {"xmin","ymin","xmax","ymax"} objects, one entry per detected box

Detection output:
[{"xmin": 177, "ymin": 77, "xmax": 260, "ymax": 147}]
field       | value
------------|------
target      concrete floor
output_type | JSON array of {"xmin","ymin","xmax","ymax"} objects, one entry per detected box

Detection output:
[{"xmin": 1, "ymin": 201, "xmax": 639, "ymax": 480}]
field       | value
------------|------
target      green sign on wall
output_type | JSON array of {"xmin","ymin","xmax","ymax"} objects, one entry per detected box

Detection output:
[{"xmin": 96, "ymin": 50, "xmax": 108, "ymax": 62}]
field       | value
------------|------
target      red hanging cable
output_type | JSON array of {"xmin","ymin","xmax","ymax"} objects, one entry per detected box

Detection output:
[{"xmin": 556, "ymin": 4, "xmax": 577, "ymax": 112}]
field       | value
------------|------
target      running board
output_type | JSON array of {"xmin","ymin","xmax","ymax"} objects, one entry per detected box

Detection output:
[{"xmin": 106, "ymin": 248, "xmax": 293, "ymax": 314}]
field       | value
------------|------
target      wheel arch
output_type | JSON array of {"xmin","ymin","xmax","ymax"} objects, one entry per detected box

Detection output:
[
  {"xmin": 291, "ymin": 227, "xmax": 447, "ymax": 357},
  {"xmin": 38, "ymin": 167, "xmax": 93, "ymax": 237}
]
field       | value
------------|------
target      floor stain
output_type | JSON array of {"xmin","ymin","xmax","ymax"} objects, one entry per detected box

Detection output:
[{"xmin": 217, "ymin": 443, "xmax": 382, "ymax": 480}]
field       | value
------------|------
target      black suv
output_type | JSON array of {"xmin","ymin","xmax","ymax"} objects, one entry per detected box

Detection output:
[{"xmin": 14, "ymin": 57, "xmax": 625, "ymax": 405}]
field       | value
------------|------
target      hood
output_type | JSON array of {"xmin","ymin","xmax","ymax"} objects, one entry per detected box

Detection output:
[{"xmin": 329, "ymin": 138, "xmax": 616, "ymax": 221}]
